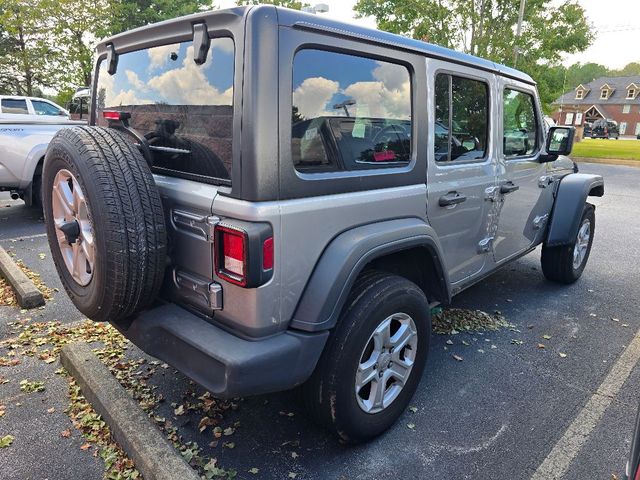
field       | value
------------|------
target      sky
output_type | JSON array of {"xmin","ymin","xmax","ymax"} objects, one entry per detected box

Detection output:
[{"xmin": 219, "ymin": 0, "xmax": 640, "ymax": 69}]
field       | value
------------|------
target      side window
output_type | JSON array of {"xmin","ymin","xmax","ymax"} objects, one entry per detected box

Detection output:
[
  {"xmin": 503, "ymin": 89, "xmax": 538, "ymax": 157},
  {"xmin": 31, "ymin": 100, "xmax": 62, "ymax": 116},
  {"xmin": 1, "ymin": 99, "xmax": 28, "ymax": 114},
  {"xmin": 292, "ymin": 49, "xmax": 411, "ymax": 172},
  {"xmin": 433, "ymin": 73, "xmax": 489, "ymax": 162}
]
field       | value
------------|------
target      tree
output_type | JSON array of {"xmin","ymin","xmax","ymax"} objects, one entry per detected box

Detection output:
[
  {"xmin": 613, "ymin": 62, "xmax": 640, "ymax": 77},
  {"xmin": 108, "ymin": 0, "xmax": 212, "ymax": 35},
  {"xmin": 354, "ymin": 0, "xmax": 594, "ymax": 112},
  {"xmin": 237, "ymin": 0, "xmax": 309, "ymax": 9},
  {"xmin": 0, "ymin": 0, "xmax": 59, "ymax": 95}
]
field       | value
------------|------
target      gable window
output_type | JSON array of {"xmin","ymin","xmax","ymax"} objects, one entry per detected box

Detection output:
[
  {"xmin": 575, "ymin": 89, "xmax": 584, "ymax": 100},
  {"xmin": 623, "ymin": 104, "xmax": 631, "ymax": 114},
  {"xmin": 628, "ymin": 88, "xmax": 637, "ymax": 100},
  {"xmin": 600, "ymin": 89, "xmax": 609, "ymax": 100},
  {"xmin": 564, "ymin": 112, "xmax": 574, "ymax": 125}
]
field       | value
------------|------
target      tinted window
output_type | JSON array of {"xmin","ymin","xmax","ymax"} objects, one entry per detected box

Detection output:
[
  {"xmin": 434, "ymin": 74, "xmax": 488, "ymax": 162},
  {"xmin": 96, "ymin": 38, "xmax": 234, "ymax": 183},
  {"xmin": 1, "ymin": 99, "xmax": 28, "ymax": 114},
  {"xmin": 503, "ymin": 89, "xmax": 538, "ymax": 157},
  {"xmin": 32, "ymin": 100, "xmax": 62, "ymax": 116},
  {"xmin": 292, "ymin": 49, "xmax": 411, "ymax": 172}
]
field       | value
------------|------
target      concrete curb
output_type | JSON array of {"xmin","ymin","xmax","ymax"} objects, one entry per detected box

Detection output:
[
  {"xmin": 60, "ymin": 342, "xmax": 200, "ymax": 480},
  {"xmin": 572, "ymin": 157, "xmax": 640, "ymax": 168},
  {"xmin": 0, "ymin": 246, "xmax": 44, "ymax": 308}
]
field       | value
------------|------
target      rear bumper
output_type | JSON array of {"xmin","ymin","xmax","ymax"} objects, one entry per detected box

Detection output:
[{"xmin": 119, "ymin": 304, "xmax": 329, "ymax": 398}]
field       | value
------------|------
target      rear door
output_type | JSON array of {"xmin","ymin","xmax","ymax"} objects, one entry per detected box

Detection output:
[
  {"xmin": 493, "ymin": 80, "xmax": 553, "ymax": 263},
  {"xmin": 426, "ymin": 60, "xmax": 498, "ymax": 285}
]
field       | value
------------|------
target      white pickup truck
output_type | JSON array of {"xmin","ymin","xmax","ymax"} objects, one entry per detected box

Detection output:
[{"xmin": 0, "ymin": 119, "xmax": 84, "ymax": 207}]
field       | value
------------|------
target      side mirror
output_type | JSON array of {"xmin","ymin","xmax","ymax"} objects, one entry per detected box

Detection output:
[
  {"xmin": 541, "ymin": 126, "xmax": 574, "ymax": 162},
  {"xmin": 624, "ymin": 403, "xmax": 640, "ymax": 480}
]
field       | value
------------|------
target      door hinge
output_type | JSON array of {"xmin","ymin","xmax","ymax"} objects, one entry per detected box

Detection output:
[
  {"xmin": 477, "ymin": 236, "xmax": 494, "ymax": 253},
  {"xmin": 532, "ymin": 214, "xmax": 549, "ymax": 230},
  {"xmin": 538, "ymin": 176, "xmax": 554, "ymax": 188},
  {"xmin": 172, "ymin": 209, "xmax": 220, "ymax": 242},
  {"xmin": 484, "ymin": 186, "xmax": 500, "ymax": 202}
]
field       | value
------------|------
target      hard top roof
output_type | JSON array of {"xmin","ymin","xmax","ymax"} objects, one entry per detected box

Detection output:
[{"xmin": 96, "ymin": 5, "xmax": 534, "ymax": 85}]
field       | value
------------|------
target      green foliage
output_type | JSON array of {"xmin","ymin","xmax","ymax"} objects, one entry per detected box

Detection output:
[
  {"xmin": 0, "ymin": 0, "xmax": 60, "ymax": 96},
  {"xmin": 354, "ymin": 0, "xmax": 596, "ymax": 112},
  {"xmin": 107, "ymin": 0, "xmax": 212, "ymax": 35},
  {"xmin": 236, "ymin": 0, "xmax": 309, "ymax": 9}
]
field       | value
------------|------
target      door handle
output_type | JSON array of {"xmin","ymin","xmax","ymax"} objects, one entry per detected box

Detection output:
[
  {"xmin": 439, "ymin": 191, "xmax": 467, "ymax": 207},
  {"xmin": 500, "ymin": 182, "xmax": 520, "ymax": 194}
]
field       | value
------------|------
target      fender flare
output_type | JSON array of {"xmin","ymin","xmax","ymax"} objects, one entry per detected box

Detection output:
[
  {"xmin": 289, "ymin": 218, "xmax": 450, "ymax": 332},
  {"xmin": 545, "ymin": 173, "xmax": 604, "ymax": 247}
]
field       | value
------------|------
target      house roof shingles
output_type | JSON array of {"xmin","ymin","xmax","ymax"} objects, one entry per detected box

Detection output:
[{"xmin": 553, "ymin": 75, "xmax": 640, "ymax": 105}]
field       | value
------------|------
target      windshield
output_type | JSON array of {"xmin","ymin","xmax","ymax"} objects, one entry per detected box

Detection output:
[{"xmin": 95, "ymin": 37, "xmax": 235, "ymax": 184}]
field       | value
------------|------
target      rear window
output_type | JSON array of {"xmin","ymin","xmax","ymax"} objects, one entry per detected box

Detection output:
[
  {"xmin": 292, "ymin": 49, "xmax": 412, "ymax": 172},
  {"xmin": 95, "ymin": 38, "xmax": 234, "ymax": 184},
  {"xmin": 1, "ymin": 99, "xmax": 28, "ymax": 114}
]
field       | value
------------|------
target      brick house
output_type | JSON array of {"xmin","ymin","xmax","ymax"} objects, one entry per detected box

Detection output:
[{"xmin": 552, "ymin": 75, "xmax": 640, "ymax": 138}]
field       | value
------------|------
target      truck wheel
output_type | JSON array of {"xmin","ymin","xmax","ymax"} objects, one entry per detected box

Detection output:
[
  {"xmin": 302, "ymin": 271, "xmax": 430, "ymax": 443},
  {"xmin": 541, "ymin": 203, "xmax": 595, "ymax": 284},
  {"xmin": 42, "ymin": 126, "xmax": 167, "ymax": 323}
]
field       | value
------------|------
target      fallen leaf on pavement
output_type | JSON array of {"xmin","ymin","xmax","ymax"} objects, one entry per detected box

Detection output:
[
  {"xmin": 249, "ymin": 468, "xmax": 259, "ymax": 474},
  {"xmin": 407, "ymin": 423, "xmax": 416, "ymax": 429},
  {"xmin": 542, "ymin": 334, "xmax": 552, "ymax": 340},
  {"xmin": 408, "ymin": 406, "xmax": 418, "ymax": 413},
  {"xmin": 288, "ymin": 473, "xmax": 298, "ymax": 479},
  {"xmin": 559, "ymin": 353, "xmax": 567, "ymax": 358},
  {"xmin": 47, "ymin": 407, "xmax": 55, "ymax": 413},
  {"xmin": 0, "ymin": 435, "xmax": 14, "ymax": 448},
  {"xmin": 452, "ymin": 354, "xmax": 463, "ymax": 362},
  {"xmin": 80, "ymin": 443, "xmax": 91, "ymax": 450},
  {"xmin": 61, "ymin": 429, "xmax": 71, "ymax": 438}
]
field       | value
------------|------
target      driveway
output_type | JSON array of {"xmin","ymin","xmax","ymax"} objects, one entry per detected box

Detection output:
[{"xmin": 0, "ymin": 162, "xmax": 638, "ymax": 480}]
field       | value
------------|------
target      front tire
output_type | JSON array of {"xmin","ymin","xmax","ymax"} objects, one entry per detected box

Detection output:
[
  {"xmin": 302, "ymin": 272, "xmax": 430, "ymax": 443},
  {"xmin": 541, "ymin": 203, "xmax": 595, "ymax": 284}
]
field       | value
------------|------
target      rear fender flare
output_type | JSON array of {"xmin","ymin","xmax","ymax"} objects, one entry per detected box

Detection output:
[
  {"xmin": 289, "ymin": 218, "xmax": 450, "ymax": 332},
  {"xmin": 545, "ymin": 173, "xmax": 604, "ymax": 247}
]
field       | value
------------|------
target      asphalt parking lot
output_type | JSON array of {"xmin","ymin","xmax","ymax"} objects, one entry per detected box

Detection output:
[{"xmin": 0, "ymin": 162, "xmax": 639, "ymax": 480}]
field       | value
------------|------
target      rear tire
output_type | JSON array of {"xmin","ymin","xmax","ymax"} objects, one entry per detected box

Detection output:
[
  {"xmin": 541, "ymin": 203, "xmax": 595, "ymax": 284},
  {"xmin": 42, "ymin": 126, "xmax": 167, "ymax": 322},
  {"xmin": 302, "ymin": 271, "xmax": 430, "ymax": 443}
]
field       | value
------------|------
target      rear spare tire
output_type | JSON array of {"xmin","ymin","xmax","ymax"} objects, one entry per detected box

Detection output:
[{"xmin": 42, "ymin": 126, "xmax": 167, "ymax": 322}]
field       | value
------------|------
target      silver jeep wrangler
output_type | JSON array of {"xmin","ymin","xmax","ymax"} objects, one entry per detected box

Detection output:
[{"xmin": 42, "ymin": 5, "xmax": 604, "ymax": 443}]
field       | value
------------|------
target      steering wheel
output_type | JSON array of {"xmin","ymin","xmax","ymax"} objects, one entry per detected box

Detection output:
[{"xmin": 372, "ymin": 124, "xmax": 410, "ymax": 149}]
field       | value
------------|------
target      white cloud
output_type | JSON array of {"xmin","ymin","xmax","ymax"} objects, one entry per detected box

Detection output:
[
  {"xmin": 125, "ymin": 70, "xmax": 147, "ymax": 91},
  {"xmin": 147, "ymin": 43, "xmax": 180, "ymax": 71},
  {"xmin": 344, "ymin": 79, "xmax": 410, "ymax": 119},
  {"xmin": 98, "ymin": 68, "xmax": 151, "ymax": 107},
  {"xmin": 293, "ymin": 77, "xmax": 340, "ymax": 119},
  {"xmin": 147, "ymin": 45, "xmax": 233, "ymax": 105}
]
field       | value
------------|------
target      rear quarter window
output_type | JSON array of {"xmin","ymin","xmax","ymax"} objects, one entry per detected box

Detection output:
[
  {"xmin": 291, "ymin": 49, "xmax": 412, "ymax": 173},
  {"xmin": 1, "ymin": 99, "xmax": 29, "ymax": 114},
  {"xmin": 95, "ymin": 37, "xmax": 235, "ymax": 184}
]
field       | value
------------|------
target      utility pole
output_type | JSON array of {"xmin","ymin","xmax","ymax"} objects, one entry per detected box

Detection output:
[{"xmin": 513, "ymin": 0, "xmax": 526, "ymax": 68}]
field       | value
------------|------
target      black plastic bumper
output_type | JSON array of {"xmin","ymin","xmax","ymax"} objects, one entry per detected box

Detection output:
[{"xmin": 121, "ymin": 304, "xmax": 329, "ymax": 398}]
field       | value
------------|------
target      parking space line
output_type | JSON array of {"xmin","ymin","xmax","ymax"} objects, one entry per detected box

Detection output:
[
  {"xmin": 0, "ymin": 233, "xmax": 48, "ymax": 242},
  {"xmin": 531, "ymin": 328, "xmax": 640, "ymax": 480}
]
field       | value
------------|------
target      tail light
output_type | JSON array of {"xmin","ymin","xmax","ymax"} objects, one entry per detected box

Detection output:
[{"xmin": 214, "ymin": 221, "xmax": 273, "ymax": 288}]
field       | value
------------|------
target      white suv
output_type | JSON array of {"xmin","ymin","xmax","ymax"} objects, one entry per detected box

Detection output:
[{"xmin": 0, "ymin": 95, "xmax": 70, "ymax": 122}]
